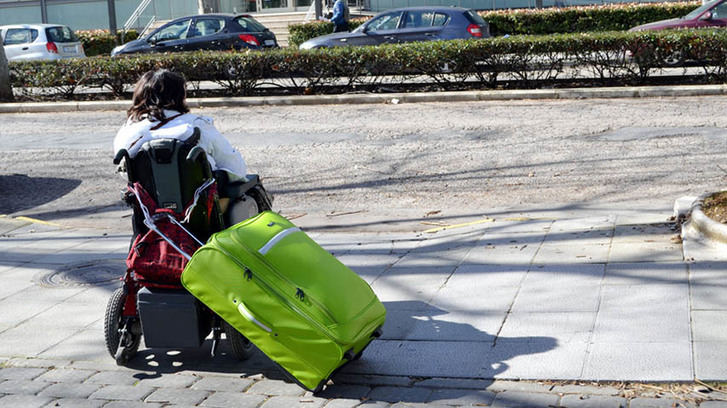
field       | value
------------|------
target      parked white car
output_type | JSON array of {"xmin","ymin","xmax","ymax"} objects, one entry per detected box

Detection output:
[{"xmin": 0, "ymin": 24, "xmax": 85, "ymax": 61}]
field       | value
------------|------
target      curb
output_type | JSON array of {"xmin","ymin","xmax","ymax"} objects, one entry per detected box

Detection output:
[
  {"xmin": 685, "ymin": 192, "xmax": 727, "ymax": 244},
  {"xmin": 2, "ymin": 84, "xmax": 727, "ymax": 113}
]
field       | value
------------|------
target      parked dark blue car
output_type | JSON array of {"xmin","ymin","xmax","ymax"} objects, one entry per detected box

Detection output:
[
  {"xmin": 299, "ymin": 6, "xmax": 490, "ymax": 50},
  {"xmin": 111, "ymin": 14, "xmax": 278, "ymax": 56}
]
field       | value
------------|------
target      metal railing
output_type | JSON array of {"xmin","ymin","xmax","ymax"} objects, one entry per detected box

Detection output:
[{"xmin": 123, "ymin": 0, "xmax": 155, "ymax": 32}]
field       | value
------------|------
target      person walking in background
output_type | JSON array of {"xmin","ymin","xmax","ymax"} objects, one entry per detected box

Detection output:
[{"xmin": 330, "ymin": 0, "xmax": 350, "ymax": 32}]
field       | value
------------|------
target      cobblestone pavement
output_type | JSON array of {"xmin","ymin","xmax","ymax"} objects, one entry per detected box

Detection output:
[{"xmin": 0, "ymin": 359, "xmax": 723, "ymax": 408}]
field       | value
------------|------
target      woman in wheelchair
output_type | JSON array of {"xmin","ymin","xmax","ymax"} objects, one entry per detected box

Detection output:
[{"xmin": 114, "ymin": 69, "xmax": 268, "ymax": 227}]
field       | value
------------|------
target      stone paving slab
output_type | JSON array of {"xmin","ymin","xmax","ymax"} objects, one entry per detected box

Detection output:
[
  {"xmin": 0, "ymin": 379, "xmax": 51, "ymax": 394},
  {"xmin": 47, "ymin": 398, "xmax": 107, "ymax": 407},
  {"xmin": 559, "ymin": 394, "xmax": 628, "ymax": 408},
  {"xmin": 200, "ymin": 391, "xmax": 267, "ymax": 407},
  {"xmin": 490, "ymin": 390, "xmax": 560, "ymax": 408},
  {"xmin": 583, "ymin": 342, "xmax": 693, "ymax": 381},
  {"xmin": 37, "ymin": 382, "xmax": 102, "ymax": 399},
  {"xmin": 0, "ymin": 394, "xmax": 54, "ymax": 408}
]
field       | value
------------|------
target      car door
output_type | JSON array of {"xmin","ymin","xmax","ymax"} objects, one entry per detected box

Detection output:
[
  {"xmin": 146, "ymin": 18, "xmax": 192, "ymax": 53},
  {"xmin": 2, "ymin": 27, "xmax": 40, "ymax": 61},
  {"xmin": 341, "ymin": 11, "xmax": 403, "ymax": 46},
  {"xmin": 186, "ymin": 17, "xmax": 228, "ymax": 51},
  {"xmin": 393, "ymin": 10, "xmax": 443, "ymax": 43}
]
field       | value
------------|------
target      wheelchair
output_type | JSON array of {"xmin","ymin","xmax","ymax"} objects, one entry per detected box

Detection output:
[{"xmin": 104, "ymin": 127, "xmax": 273, "ymax": 365}]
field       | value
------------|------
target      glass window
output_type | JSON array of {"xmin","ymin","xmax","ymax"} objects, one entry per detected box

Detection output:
[
  {"xmin": 151, "ymin": 19, "xmax": 192, "ymax": 41},
  {"xmin": 433, "ymin": 13, "xmax": 449, "ymax": 26},
  {"xmin": 367, "ymin": 12, "xmax": 402, "ymax": 32},
  {"xmin": 234, "ymin": 16, "xmax": 267, "ymax": 32},
  {"xmin": 4, "ymin": 28, "xmax": 38, "ymax": 45},
  {"xmin": 191, "ymin": 18, "xmax": 226, "ymax": 37},
  {"xmin": 711, "ymin": 3, "xmax": 727, "ymax": 18},
  {"xmin": 403, "ymin": 11, "xmax": 434, "ymax": 28},
  {"xmin": 45, "ymin": 26, "xmax": 78, "ymax": 43},
  {"xmin": 684, "ymin": 1, "xmax": 714, "ymax": 20},
  {"xmin": 464, "ymin": 10, "xmax": 485, "ymax": 25}
]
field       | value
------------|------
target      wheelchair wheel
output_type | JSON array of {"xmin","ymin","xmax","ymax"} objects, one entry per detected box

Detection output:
[
  {"xmin": 222, "ymin": 320, "xmax": 255, "ymax": 361},
  {"xmin": 104, "ymin": 287, "xmax": 141, "ymax": 365}
]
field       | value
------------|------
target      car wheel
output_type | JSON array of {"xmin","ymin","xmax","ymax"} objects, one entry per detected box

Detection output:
[{"xmin": 663, "ymin": 51, "xmax": 684, "ymax": 67}]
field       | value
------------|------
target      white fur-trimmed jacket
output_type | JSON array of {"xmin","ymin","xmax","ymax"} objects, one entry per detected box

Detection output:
[{"xmin": 113, "ymin": 110, "xmax": 247, "ymax": 182}]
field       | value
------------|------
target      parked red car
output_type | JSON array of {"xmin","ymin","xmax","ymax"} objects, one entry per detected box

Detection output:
[{"xmin": 629, "ymin": 0, "xmax": 727, "ymax": 31}]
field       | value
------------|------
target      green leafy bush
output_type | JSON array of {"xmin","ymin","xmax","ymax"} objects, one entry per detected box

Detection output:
[
  {"xmin": 288, "ymin": 19, "xmax": 364, "ymax": 48},
  {"xmin": 11, "ymin": 29, "xmax": 727, "ymax": 100},
  {"xmin": 288, "ymin": 1, "xmax": 700, "ymax": 47},
  {"xmin": 76, "ymin": 30, "xmax": 139, "ymax": 57},
  {"xmin": 483, "ymin": 1, "xmax": 699, "ymax": 36}
]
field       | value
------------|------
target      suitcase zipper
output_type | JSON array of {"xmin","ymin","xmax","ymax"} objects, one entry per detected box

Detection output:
[
  {"xmin": 229, "ymin": 231, "xmax": 340, "ymax": 325},
  {"xmin": 212, "ymin": 243, "xmax": 342, "ymax": 344}
]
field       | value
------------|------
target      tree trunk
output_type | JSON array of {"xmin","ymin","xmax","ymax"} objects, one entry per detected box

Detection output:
[{"xmin": 0, "ymin": 44, "xmax": 13, "ymax": 102}]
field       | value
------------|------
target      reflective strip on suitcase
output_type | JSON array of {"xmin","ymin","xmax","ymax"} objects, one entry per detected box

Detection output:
[{"xmin": 258, "ymin": 227, "xmax": 301, "ymax": 255}]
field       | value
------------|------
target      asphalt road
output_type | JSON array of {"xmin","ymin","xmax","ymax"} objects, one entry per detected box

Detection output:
[{"xmin": 1, "ymin": 96, "xmax": 726, "ymax": 231}]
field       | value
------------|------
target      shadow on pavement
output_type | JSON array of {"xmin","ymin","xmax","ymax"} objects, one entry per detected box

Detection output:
[
  {"xmin": 117, "ymin": 300, "xmax": 556, "ymax": 405},
  {"xmin": 0, "ymin": 174, "xmax": 81, "ymax": 214}
]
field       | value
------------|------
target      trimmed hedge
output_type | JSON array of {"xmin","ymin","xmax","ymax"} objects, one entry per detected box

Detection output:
[
  {"xmin": 288, "ymin": 1, "xmax": 700, "ymax": 48},
  {"xmin": 289, "ymin": 19, "xmax": 365, "ymax": 48},
  {"xmin": 10, "ymin": 29, "xmax": 727, "ymax": 100},
  {"xmin": 484, "ymin": 1, "xmax": 699, "ymax": 36},
  {"xmin": 76, "ymin": 30, "xmax": 139, "ymax": 57}
]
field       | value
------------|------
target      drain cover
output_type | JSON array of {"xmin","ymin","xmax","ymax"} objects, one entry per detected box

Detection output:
[{"xmin": 36, "ymin": 259, "xmax": 125, "ymax": 287}]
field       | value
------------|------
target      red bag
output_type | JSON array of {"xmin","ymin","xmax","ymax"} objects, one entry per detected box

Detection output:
[
  {"xmin": 125, "ymin": 182, "xmax": 217, "ymax": 289},
  {"xmin": 126, "ymin": 213, "xmax": 200, "ymax": 289}
]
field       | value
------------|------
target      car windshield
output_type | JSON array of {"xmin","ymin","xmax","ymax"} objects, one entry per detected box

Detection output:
[
  {"xmin": 150, "ymin": 19, "xmax": 191, "ymax": 41},
  {"xmin": 46, "ymin": 26, "xmax": 78, "ymax": 43},
  {"xmin": 235, "ymin": 16, "xmax": 267, "ymax": 32},
  {"xmin": 683, "ymin": 0, "xmax": 718, "ymax": 19},
  {"xmin": 366, "ymin": 12, "xmax": 402, "ymax": 32}
]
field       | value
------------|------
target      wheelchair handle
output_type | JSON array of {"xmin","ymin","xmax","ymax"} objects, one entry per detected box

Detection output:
[
  {"xmin": 113, "ymin": 149, "xmax": 129, "ymax": 165},
  {"xmin": 186, "ymin": 146, "xmax": 205, "ymax": 162}
]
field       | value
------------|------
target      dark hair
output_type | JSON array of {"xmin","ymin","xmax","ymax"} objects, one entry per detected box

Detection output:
[{"xmin": 127, "ymin": 69, "xmax": 189, "ymax": 122}]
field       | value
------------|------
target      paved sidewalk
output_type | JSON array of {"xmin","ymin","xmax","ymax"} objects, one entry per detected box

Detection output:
[{"xmin": 1, "ymin": 201, "xmax": 727, "ymax": 407}]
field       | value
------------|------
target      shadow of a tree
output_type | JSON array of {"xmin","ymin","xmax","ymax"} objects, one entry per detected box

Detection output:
[{"xmin": 0, "ymin": 174, "xmax": 81, "ymax": 214}]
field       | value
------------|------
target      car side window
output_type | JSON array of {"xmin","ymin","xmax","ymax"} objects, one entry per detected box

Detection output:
[
  {"xmin": 712, "ymin": 3, "xmax": 727, "ymax": 19},
  {"xmin": 403, "ymin": 11, "xmax": 435, "ymax": 28},
  {"xmin": 367, "ymin": 12, "xmax": 402, "ymax": 32},
  {"xmin": 190, "ymin": 18, "xmax": 226, "ymax": 38},
  {"xmin": 151, "ymin": 19, "xmax": 191, "ymax": 42},
  {"xmin": 433, "ymin": 13, "xmax": 449, "ymax": 26},
  {"xmin": 46, "ymin": 26, "xmax": 79, "ymax": 43},
  {"xmin": 234, "ymin": 17, "xmax": 267, "ymax": 32},
  {"xmin": 4, "ymin": 28, "xmax": 38, "ymax": 45}
]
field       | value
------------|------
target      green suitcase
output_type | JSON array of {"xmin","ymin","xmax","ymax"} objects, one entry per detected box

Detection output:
[{"xmin": 181, "ymin": 211, "xmax": 386, "ymax": 392}]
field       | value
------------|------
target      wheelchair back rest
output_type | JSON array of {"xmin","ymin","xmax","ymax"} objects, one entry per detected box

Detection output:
[{"xmin": 126, "ymin": 128, "xmax": 212, "ymax": 215}]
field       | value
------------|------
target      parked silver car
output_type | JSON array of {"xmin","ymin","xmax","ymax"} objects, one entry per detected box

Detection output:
[{"xmin": 0, "ymin": 24, "xmax": 86, "ymax": 61}]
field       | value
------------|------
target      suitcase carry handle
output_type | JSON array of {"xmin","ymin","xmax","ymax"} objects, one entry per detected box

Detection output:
[{"xmin": 235, "ymin": 299, "xmax": 273, "ymax": 333}]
